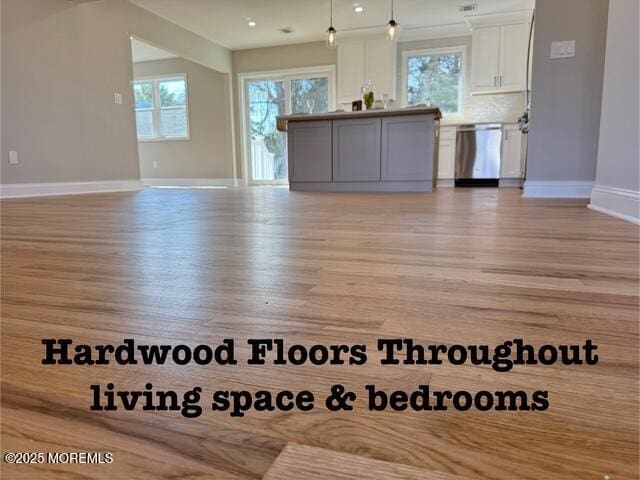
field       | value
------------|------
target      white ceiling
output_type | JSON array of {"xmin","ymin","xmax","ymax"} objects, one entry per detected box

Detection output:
[
  {"xmin": 131, "ymin": 38, "xmax": 179, "ymax": 63},
  {"xmin": 128, "ymin": 0, "xmax": 534, "ymax": 50}
]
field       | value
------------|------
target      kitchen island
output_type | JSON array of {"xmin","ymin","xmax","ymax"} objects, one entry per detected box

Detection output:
[{"xmin": 276, "ymin": 107, "xmax": 442, "ymax": 192}]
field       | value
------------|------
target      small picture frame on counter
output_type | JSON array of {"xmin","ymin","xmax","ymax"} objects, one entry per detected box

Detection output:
[{"xmin": 352, "ymin": 100, "xmax": 363, "ymax": 112}]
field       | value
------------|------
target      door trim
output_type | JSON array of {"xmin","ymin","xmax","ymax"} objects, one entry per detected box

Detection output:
[{"xmin": 238, "ymin": 65, "xmax": 336, "ymax": 186}]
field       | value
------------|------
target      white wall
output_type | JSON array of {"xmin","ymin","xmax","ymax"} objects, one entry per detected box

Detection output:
[
  {"xmin": 524, "ymin": 0, "xmax": 609, "ymax": 198},
  {"xmin": 588, "ymin": 0, "xmax": 640, "ymax": 224}
]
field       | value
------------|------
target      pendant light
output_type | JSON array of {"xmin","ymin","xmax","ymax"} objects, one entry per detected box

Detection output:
[
  {"xmin": 387, "ymin": 0, "xmax": 398, "ymax": 41},
  {"xmin": 326, "ymin": 0, "xmax": 337, "ymax": 48}
]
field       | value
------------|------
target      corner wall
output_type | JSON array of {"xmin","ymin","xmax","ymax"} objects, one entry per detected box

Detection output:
[
  {"xmin": 588, "ymin": 0, "xmax": 640, "ymax": 223},
  {"xmin": 1, "ymin": 0, "xmax": 231, "ymax": 197},
  {"xmin": 524, "ymin": 0, "xmax": 609, "ymax": 198},
  {"xmin": 1, "ymin": 0, "xmax": 140, "ymax": 188}
]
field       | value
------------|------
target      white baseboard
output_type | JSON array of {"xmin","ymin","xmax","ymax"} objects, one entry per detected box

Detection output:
[
  {"xmin": 522, "ymin": 181, "xmax": 594, "ymax": 198},
  {"xmin": 499, "ymin": 178, "xmax": 524, "ymax": 188},
  {"xmin": 0, "ymin": 180, "xmax": 143, "ymax": 199},
  {"xmin": 437, "ymin": 178, "xmax": 454, "ymax": 188},
  {"xmin": 588, "ymin": 185, "xmax": 640, "ymax": 225},
  {"xmin": 142, "ymin": 178, "xmax": 239, "ymax": 187}
]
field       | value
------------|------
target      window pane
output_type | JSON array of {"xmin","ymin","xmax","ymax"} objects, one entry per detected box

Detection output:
[
  {"xmin": 291, "ymin": 77, "xmax": 329, "ymax": 114},
  {"xmin": 135, "ymin": 110, "xmax": 154, "ymax": 138},
  {"xmin": 407, "ymin": 53, "xmax": 461, "ymax": 114},
  {"xmin": 159, "ymin": 79, "xmax": 186, "ymax": 107},
  {"xmin": 134, "ymin": 82, "xmax": 153, "ymax": 109},
  {"xmin": 247, "ymin": 80, "xmax": 287, "ymax": 181},
  {"xmin": 160, "ymin": 107, "xmax": 188, "ymax": 138}
]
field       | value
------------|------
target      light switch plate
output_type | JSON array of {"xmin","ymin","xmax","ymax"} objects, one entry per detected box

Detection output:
[
  {"xmin": 114, "ymin": 92, "xmax": 123, "ymax": 105},
  {"xmin": 550, "ymin": 40, "xmax": 576, "ymax": 59},
  {"xmin": 8, "ymin": 150, "xmax": 19, "ymax": 165}
]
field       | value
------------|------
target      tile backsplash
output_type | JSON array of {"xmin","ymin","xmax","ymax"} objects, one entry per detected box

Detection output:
[{"xmin": 464, "ymin": 91, "xmax": 526, "ymax": 123}]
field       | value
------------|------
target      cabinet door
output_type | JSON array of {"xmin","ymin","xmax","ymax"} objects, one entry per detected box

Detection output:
[
  {"xmin": 333, "ymin": 118, "xmax": 381, "ymax": 181},
  {"xmin": 501, "ymin": 125, "xmax": 523, "ymax": 178},
  {"xmin": 288, "ymin": 121, "xmax": 333, "ymax": 182},
  {"xmin": 471, "ymin": 27, "xmax": 501, "ymax": 92},
  {"xmin": 438, "ymin": 139, "xmax": 456, "ymax": 179},
  {"xmin": 381, "ymin": 115, "xmax": 434, "ymax": 181},
  {"xmin": 438, "ymin": 127, "xmax": 457, "ymax": 179},
  {"xmin": 499, "ymin": 23, "xmax": 529, "ymax": 92},
  {"xmin": 366, "ymin": 37, "xmax": 397, "ymax": 100},
  {"xmin": 337, "ymin": 39, "xmax": 366, "ymax": 103}
]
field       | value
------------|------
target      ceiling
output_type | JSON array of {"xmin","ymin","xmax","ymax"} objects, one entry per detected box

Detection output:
[
  {"xmin": 131, "ymin": 38, "xmax": 180, "ymax": 63},
  {"xmin": 128, "ymin": 0, "xmax": 534, "ymax": 50}
]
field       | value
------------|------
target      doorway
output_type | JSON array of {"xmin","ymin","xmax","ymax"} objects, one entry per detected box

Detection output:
[{"xmin": 240, "ymin": 66, "xmax": 336, "ymax": 186}]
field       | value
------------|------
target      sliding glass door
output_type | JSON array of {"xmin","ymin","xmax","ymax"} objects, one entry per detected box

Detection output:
[
  {"xmin": 243, "ymin": 68, "xmax": 334, "ymax": 185},
  {"xmin": 290, "ymin": 76, "xmax": 330, "ymax": 115},
  {"xmin": 246, "ymin": 79, "xmax": 287, "ymax": 183}
]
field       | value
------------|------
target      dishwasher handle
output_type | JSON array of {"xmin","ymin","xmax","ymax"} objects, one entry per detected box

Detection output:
[{"xmin": 457, "ymin": 125, "xmax": 502, "ymax": 132}]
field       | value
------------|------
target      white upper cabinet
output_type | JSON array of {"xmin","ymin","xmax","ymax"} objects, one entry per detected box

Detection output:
[
  {"xmin": 338, "ymin": 36, "xmax": 397, "ymax": 104},
  {"xmin": 365, "ymin": 37, "xmax": 397, "ymax": 100},
  {"xmin": 498, "ymin": 23, "xmax": 530, "ymax": 91},
  {"xmin": 469, "ymin": 18, "xmax": 530, "ymax": 94},
  {"xmin": 337, "ymin": 39, "xmax": 367, "ymax": 103},
  {"xmin": 471, "ymin": 27, "xmax": 501, "ymax": 92}
]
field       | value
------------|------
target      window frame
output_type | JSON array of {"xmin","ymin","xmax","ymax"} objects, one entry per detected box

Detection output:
[
  {"xmin": 133, "ymin": 73, "xmax": 191, "ymax": 142},
  {"xmin": 401, "ymin": 46, "xmax": 467, "ymax": 119}
]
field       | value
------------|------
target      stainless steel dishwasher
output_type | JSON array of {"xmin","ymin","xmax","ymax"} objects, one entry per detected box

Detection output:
[{"xmin": 455, "ymin": 124, "xmax": 502, "ymax": 187}]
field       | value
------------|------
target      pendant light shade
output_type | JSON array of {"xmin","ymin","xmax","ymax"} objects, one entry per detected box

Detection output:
[
  {"xmin": 387, "ymin": 0, "xmax": 398, "ymax": 41},
  {"xmin": 327, "ymin": 26, "xmax": 337, "ymax": 48},
  {"xmin": 326, "ymin": 0, "xmax": 337, "ymax": 48}
]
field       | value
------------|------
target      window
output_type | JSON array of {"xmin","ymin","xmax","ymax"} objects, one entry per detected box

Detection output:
[
  {"xmin": 402, "ymin": 47, "xmax": 465, "ymax": 117},
  {"xmin": 133, "ymin": 75, "xmax": 189, "ymax": 141}
]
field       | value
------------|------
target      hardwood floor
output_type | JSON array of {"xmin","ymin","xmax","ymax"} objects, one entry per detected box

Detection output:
[{"xmin": 1, "ymin": 187, "xmax": 638, "ymax": 479}]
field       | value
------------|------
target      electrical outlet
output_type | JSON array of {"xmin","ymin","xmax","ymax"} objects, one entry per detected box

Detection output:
[
  {"xmin": 8, "ymin": 151, "xmax": 19, "ymax": 165},
  {"xmin": 114, "ymin": 92, "xmax": 123, "ymax": 105}
]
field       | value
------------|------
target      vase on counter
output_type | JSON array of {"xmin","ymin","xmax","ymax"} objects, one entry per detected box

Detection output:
[
  {"xmin": 361, "ymin": 80, "xmax": 375, "ymax": 110},
  {"xmin": 382, "ymin": 93, "xmax": 390, "ymax": 109}
]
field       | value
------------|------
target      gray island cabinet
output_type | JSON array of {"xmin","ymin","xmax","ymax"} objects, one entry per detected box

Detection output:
[{"xmin": 277, "ymin": 107, "xmax": 442, "ymax": 192}]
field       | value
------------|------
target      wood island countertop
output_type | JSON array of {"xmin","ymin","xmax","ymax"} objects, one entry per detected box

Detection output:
[{"xmin": 276, "ymin": 106, "xmax": 442, "ymax": 132}]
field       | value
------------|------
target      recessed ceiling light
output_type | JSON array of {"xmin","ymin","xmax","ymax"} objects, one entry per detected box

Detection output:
[
  {"xmin": 354, "ymin": 4, "xmax": 364, "ymax": 13},
  {"xmin": 248, "ymin": 20, "xmax": 256, "ymax": 27}
]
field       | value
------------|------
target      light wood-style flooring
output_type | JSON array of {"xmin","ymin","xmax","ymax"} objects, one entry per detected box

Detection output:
[{"xmin": 1, "ymin": 187, "xmax": 638, "ymax": 479}]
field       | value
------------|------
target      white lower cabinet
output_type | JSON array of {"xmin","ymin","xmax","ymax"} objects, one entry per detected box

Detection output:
[
  {"xmin": 438, "ymin": 126, "xmax": 457, "ymax": 180},
  {"xmin": 501, "ymin": 124, "xmax": 524, "ymax": 179}
]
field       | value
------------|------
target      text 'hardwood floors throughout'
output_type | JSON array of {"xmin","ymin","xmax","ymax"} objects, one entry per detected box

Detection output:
[{"xmin": 1, "ymin": 187, "xmax": 638, "ymax": 479}]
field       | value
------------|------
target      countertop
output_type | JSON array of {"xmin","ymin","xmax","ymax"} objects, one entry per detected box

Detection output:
[{"xmin": 276, "ymin": 106, "xmax": 442, "ymax": 132}]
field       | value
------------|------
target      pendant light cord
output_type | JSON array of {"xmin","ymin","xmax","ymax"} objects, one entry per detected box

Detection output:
[
  {"xmin": 330, "ymin": 0, "xmax": 333, "ymax": 27},
  {"xmin": 391, "ymin": 0, "xmax": 394, "ymax": 20}
]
